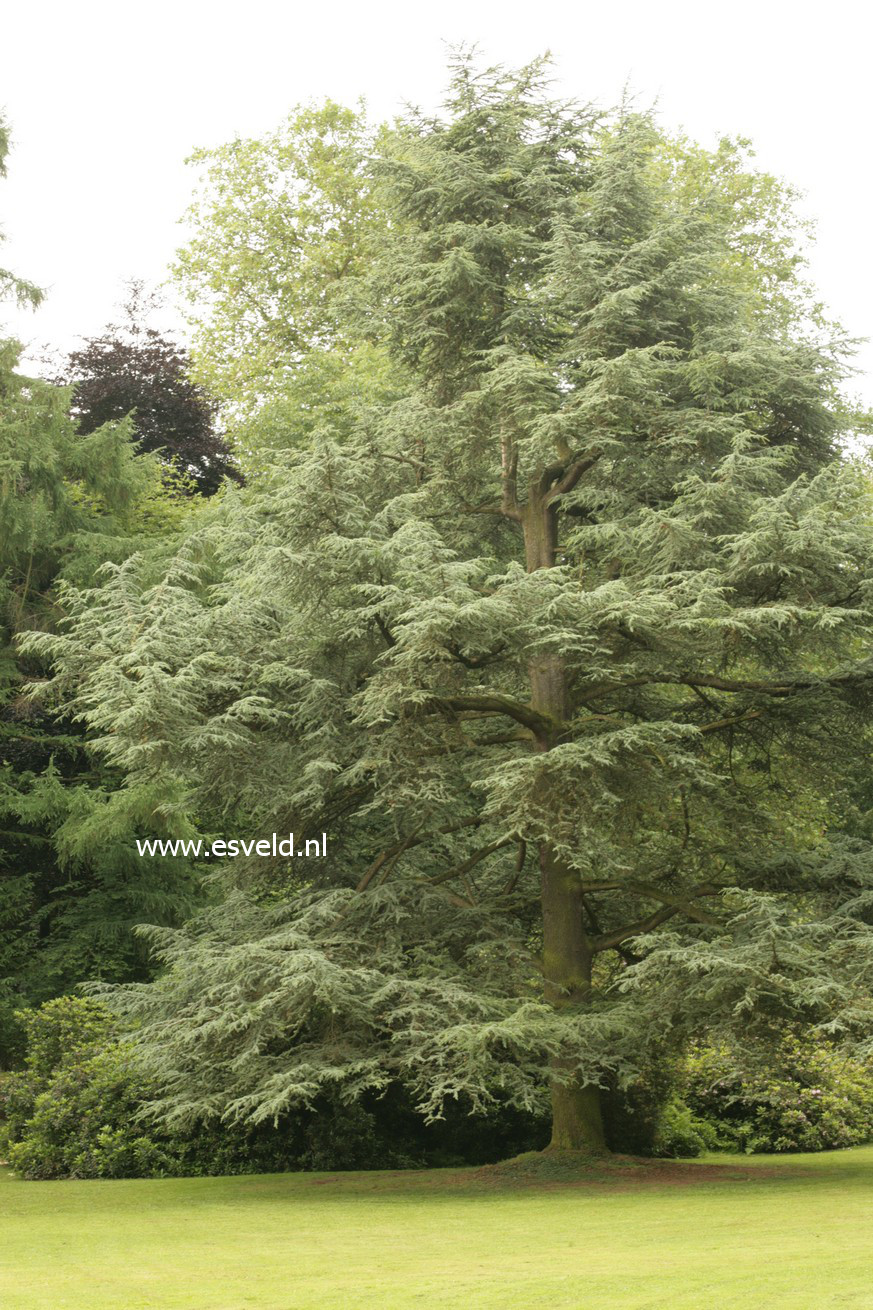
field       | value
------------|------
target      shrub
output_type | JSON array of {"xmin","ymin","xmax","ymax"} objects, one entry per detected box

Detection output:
[
  {"xmin": 0, "ymin": 996, "xmax": 331, "ymax": 1179},
  {"xmin": 0, "ymin": 995, "xmax": 549, "ymax": 1178},
  {"xmin": 602, "ymin": 1057, "xmax": 680, "ymax": 1156},
  {"xmin": 651, "ymin": 1097, "xmax": 720, "ymax": 1158},
  {"xmin": 0, "ymin": 996, "xmax": 174, "ymax": 1179},
  {"xmin": 604, "ymin": 1031, "xmax": 873, "ymax": 1159},
  {"xmin": 681, "ymin": 1032, "xmax": 873, "ymax": 1154}
]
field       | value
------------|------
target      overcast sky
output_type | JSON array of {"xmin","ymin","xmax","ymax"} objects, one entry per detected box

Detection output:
[{"xmin": 2, "ymin": 1, "xmax": 872, "ymax": 403}]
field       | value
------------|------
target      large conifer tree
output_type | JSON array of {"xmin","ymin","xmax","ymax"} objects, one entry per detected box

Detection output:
[{"xmin": 34, "ymin": 60, "xmax": 873, "ymax": 1153}]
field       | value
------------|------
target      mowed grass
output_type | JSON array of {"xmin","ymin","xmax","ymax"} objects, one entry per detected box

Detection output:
[{"xmin": 3, "ymin": 1147, "xmax": 873, "ymax": 1309}]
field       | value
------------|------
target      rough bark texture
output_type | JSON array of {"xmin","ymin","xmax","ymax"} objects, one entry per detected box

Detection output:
[{"xmin": 524, "ymin": 485, "xmax": 608, "ymax": 1155}]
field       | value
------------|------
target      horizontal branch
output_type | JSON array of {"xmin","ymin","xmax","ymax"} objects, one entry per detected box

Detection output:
[
  {"xmin": 464, "ymin": 500, "xmax": 522, "ymax": 523},
  {"xmin": 624, "ymin": 880, "xmax": 723, "ymax": 925},
  {"xmin": 594, "ymin": 905, "xmax": 679, "ymax": 951},
  {"xmin": 698, "ymin": 709, "xmax": 763, "ymax": 735},
  {"xmin": 593, "ymin": 880, "xmax": 723, "ymax": 951},
  {"xmin": 433, "ymin": 694, "xmax": 557, "ymax": 736},
  {"xmin": 444, "ymin": 641, "xmax": 508, "ymax": 669},
  {"xmin": 582, "ymin": 667, "xmax": 873, "ymax": 704},
  {"xmin": 473, "ymin": 729, "xmax": 535, "ymax": 746},
  {"xmin": 370, "ymin": 450, "xmax": 427, "ymax": 472}
]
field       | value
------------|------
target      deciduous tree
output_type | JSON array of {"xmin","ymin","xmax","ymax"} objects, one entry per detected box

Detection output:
[{"xmin": 63, "ymin": 285, "xmax": 240, "ymax": 496}]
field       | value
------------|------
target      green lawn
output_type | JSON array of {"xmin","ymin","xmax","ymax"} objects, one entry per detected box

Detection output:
[{"xmin": 3, "ymin": 1147, "xmax": 873, "ymax": 1309}]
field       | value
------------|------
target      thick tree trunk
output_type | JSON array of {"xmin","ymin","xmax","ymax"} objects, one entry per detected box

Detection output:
[
  {"xmin": 524, "ymin": 489, "xmax": 608, "ymax": 1155},
  {"xmin": 539, "ymin": 845, "xmax": 607, "ymax": 1152}
]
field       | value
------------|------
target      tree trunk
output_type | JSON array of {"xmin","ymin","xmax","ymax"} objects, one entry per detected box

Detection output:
[
  {"xmin": 524, "ymin": 488, "xmax": 608, "ymax": 1155},
  {"xmin": 539, "ymin": 844, "xmax": 607, "ymax": 1152}
]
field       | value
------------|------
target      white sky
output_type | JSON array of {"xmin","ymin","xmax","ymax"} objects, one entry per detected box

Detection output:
[{"xmin": 2, "ymin": 0, "xmax": 872, "ymax": 403}]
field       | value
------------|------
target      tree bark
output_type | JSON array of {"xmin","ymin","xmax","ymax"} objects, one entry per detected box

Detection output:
[
  {"xmin": 539, "ymin": 845, "xmax": 607, "ymax": 1151},
  {"xmin": 523, "ymin": 486, "xmax": 608, "ymax": 1155}
]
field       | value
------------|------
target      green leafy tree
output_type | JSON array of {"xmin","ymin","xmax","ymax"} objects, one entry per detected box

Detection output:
[
  {"xmin": 0, "ymin": 336, "xmax": 202, "ymax": 1057},
  {"xmin": 0, "ymin": 361, "xmax": 201, "ymax": 1057},
  {"xmin": 0, "ymin": 126, "xmax": 203, "ymax": 1060},
  {"xmin": 32, "ymin": 58, "xmax": 873, "ymax": 1155},
  {"xmin": 173, "ymin": 101, "xmax": 391, "ymax": 421}
]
